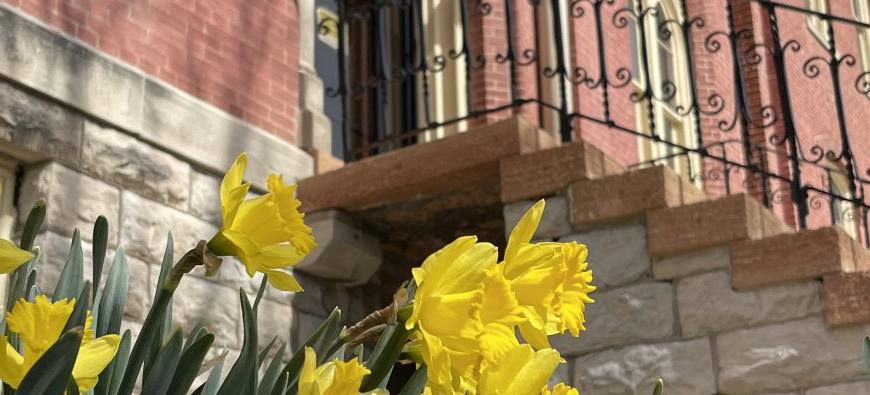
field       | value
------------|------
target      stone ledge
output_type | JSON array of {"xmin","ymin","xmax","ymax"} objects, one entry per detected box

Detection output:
[
  {"xmin": 570, "ymin": 166, "xmax": 706, "ymax": 228},
  {"xmin": 294, "ymin": 209, "xmax": 382, "ymax": 285},
  {"xmin": 731, "ymin": 227, "xmax": 858, "ymax": 290},
  {"xmin": 499, "ymin": 141, "xmax": 623, "ymax": 203},
  {"xmin": 305, "ymin": 148, "xmax": 345, "ymax": 175},
  {"xmin": 646, "ymin": 194, "xmax": 791, "ymax": 258},
  {"xmin": 823, "ymin": 271, "xmax": 870, "ymax": 326},
  {"xmin": 298, "ymin": 116, "xmax": 555, "ymax": 212}
]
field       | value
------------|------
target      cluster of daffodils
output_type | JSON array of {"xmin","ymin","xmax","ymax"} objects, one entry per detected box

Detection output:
[
  {"xmin": 407, "ymin": 200, "xmax": 595, "ymax": 394},
  {"xmin": 0, "ymin": 152, "xmax": 596, "ymax": 394}
]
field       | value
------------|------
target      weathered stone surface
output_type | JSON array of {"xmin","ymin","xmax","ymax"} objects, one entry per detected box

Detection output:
[
  {"xmin": 257, "ymin": 298, "xmax": 293, "ymax": 348},
  {"xmin": 677, "ymin": 271, "xmax": 822, "ymax": 337},
  {"xmin": 189, "ymin": 171, "xmax": 222, "ymax": 225},
  {"xmin": 716, "ymin": 316, "xmax": 869, "ymax": 394},
  {"xmin": 732, "ymin": 227, "xmax": 854, "ymax": 290},
  {"xmin": 549, "ymin": 361, "xmax": 572, "ymax": 387},
  {"xmin": 298, "ymin": 108, "xmax": 331, "ymax": 153},
  {"xmin": 141, "ymin": 80, "xmax": 313, "ymax": 190},
  {"xmin": 806, "ymin": 380, "xmax": 870, "ymax": 395},
  {"xmin": 293, "ymin": 310, "xmax": 327, "ymax": 349},
  {"xmin": 82, "ymin": 121, "xmax": 191, "ymax": 210},
  {"xmin": 652, "ymin": 247, "xmax": 730, "ymax": 280},
  {"xmin": 500, "ymin": 141, "xmax": 623, "ymax": 203},
  {"xmin": 19, "ymin": 163, "xmax": 120, "ymax": 246},
  {"xmin": 33, "ymin": 231, "xmax": 151, "ymax": 320},
  {"xmin": 560, "ymin": 223, "xmax": 649, "ymax": 289},
  {"xmin": 305, "ymin": 148, "xmax": 344, "ymax": 175},
  {"xmin": 647, "ymin": 194, "xmax": 791, "ymax": 257},
  {"xmin": 824, "ymin": 272, "xmax": 870, "ymax": 326},
  {"xmin": 120, "ymin": 191, "xmax": 217, "ymax": 263},
  {"xmin": 573, "ymin": 338, "xmax": 715, "ymax": 395},
  {"xmin": 551, "ymin": 283, "xmax": 673, "ymax": 355},
  {"xmin": 0, "ymin": 6, "xmax": 144, "ymax": 132},
  {"xmin": 570, "ymin": 166, "xmax": 705, "ymax": 227},
  {"xmin": 0, "ymin": 81, "xmax": 83, "ymax": 166},
  {"xmin": 504, "ymin": 197, "xmax": 572, "ymax": 240},
  {"xmin": 295, "ymin": 210, "xmax": 382, "ymax": 285},
  {"xmin": 159, "ymin": 270, "xmax": 241, "ymax": 347}
]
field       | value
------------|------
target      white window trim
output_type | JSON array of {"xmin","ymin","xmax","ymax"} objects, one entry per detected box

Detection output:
[{"xmin": 807, "ymin": 0, "xmax": 832, "ymax": 48}]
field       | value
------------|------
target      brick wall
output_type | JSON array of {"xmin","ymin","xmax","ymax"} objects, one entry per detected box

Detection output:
[{"xmin": 3, "ymin": 0, "xmax": 300, "ymax": 143}]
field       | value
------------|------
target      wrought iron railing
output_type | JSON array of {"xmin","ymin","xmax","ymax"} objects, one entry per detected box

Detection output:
[{"xmin": 319, "ymin": 0, "xmax": 870, "ymax": 245}]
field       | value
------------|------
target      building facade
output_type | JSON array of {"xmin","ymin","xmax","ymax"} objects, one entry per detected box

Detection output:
[{"xmin": 0, "ymin": 0, "xmax": 869, "ymax": 394}]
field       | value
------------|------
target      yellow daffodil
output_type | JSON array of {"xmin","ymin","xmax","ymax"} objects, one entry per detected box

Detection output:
[
  {"xmin": 299, "ymin": 347, "xmax": 386, "ymax": 395},
  {"xmin": 477, "ymin": 344, "xmax": 562, "ymax": 394},
  {"xmin": 503, "ymin": 200, "xmax": 595, "ymax": 349},
  {"xmin": 0, "ymin": 295, "xmax": 120, "ymax": 392},
  {"xmin": 0, "ymin": 239, "xmax": 33, "ymax": 274},
  {"xmin": 542, "ymin": 383, "xmax": 581, "ymax": 395},
  {"xmin": 207, "ymin": 153, "xmax": 317, "ymax": 292},
  {"xmin": 407, "ymin": 236, "xmax": 507, "ymax": 394}
]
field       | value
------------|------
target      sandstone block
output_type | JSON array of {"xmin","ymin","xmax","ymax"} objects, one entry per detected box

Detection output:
[
  {"xmin": 19, "ymin": 163, "xmax": 120, "ymax": 246},
  {"xmin": 823, "ymin": 272, "xmax": 870, "ymax": 326},
  {"xmin": 560, "ymin": 223, "xmax": 650, "ymax": 289},
  {"xmin": 677, "ymin": 271, "xmax": 822, "ymax": 337},
  {"xmin": 82, "ymin": 121, "xmax": 191, "ymax": 210},
  {"xmin": 652, "ymin": 247, "xmax": 730, "ymax": 280},
  {"xmin": 551, "ymin": 282, "xmax": 673, "ymax": 355},
  {"xmin": 504, "ymin": 197, "xmax": 572, "ymax": 240},
  {"xmin": 573, "ymin": 338, "xmax": 715, "ymax": 395},
  {"xmin": 716, "ymin": 316, "xmax": 869, "ymax": 394}
]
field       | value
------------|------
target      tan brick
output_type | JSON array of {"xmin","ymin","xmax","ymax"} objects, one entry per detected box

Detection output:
[
  {"xmin": 824, "ymin": 271, "xmax": 870, "ymax": 326},
  {"xmin": 499, "ymin": 141, "xmax": 623, "ymax": 203},
  {"xmin": 572, "ymin": 166, "xmax": 706, "ymax": 227},
  {"xmin": 646, "ymin": 194, "xmax": 790, "ymax": 258},
  {"xmin": 298, "ymin": 116, "xmax": 552, "ymax": 212},
  {"xmin": 731, "ymin": 227, "xmax": 854, "ymax": 290}
]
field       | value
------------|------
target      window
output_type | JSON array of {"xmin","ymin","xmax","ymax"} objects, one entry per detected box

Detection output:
[
  {"xmin": 316, "ymin": 7, "xmax": 339, "ymax": 50},
  {"xmin": 829, "ymin": 167, "xmax": 859, "ymax": 239},
  {"xmin": 853, "ymin": 0, "xmax": 870, "ymax": 92},
  {"xmin": 807, "ymin": 0, "xmax": 831, "ymax": 47},
  {"xmin": 630, "ymin": 0, "xmax": 699, "ymax": 180}
]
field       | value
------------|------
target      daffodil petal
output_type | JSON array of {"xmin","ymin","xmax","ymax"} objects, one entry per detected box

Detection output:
[
  {"xmin": 505, "ymin": 199, "xmax": 545, "ymax": 262},
  {"xmin": 0, "ymin": 239, "xmax": 33, "ymax": 274},
  {"xmin": 220, "ymin": 153, "xmax": 251, "ymax": 226},
  {"xmin": 0, "ymin": 336, "xmax": 25, "ymax": 389},
  {"xmin": 72, "ymin": 335, "xmax": 121, "ymax": 392},
  {"xmin": 265, "ymin": 269, "xmax": 303, "ymax": 292}
]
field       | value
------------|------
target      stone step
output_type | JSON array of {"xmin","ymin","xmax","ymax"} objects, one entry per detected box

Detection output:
[
  {"xmin": 569, "ymin": 165, "xmax": 706, "ymax": 228},
  {"xmin": 647, "ymin": 194, "xmax": 792, "ymax": 257},
  {"xmin": 731, "ymin": 226, "xmax": 868, "ymax": 290},
  {"xmin": 499, "ymin": 140, "xmax": 624, "ymax": 203}
]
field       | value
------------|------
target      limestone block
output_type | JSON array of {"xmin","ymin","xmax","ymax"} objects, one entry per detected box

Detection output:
[
  {"xmin": 19, "ymin": 163, "xmax": 120, "ymax": 246},
  {"xmin": 549, "ymin": 361, "xmax": 572, "ymax": 388},
  {"xmin": 551, "ymin": 282, "xmax": 673, "ymax": 355},
  {"xmin": 716, "ymin": 316, "xmax": 869, "ymax": 394},
  {"xmin": 32, "ymin": 231, "xmax": 151, "ymax": 321},
  {"xmin": 82, "ymin": 121, "xmax": 191, "ymax": 210},
  {"xmin": 559, "ymin": 223, "xmax": 649, "ymax": 289},
  {"xmin": 298, "ymin": 108, "xmax": 332, "ymax": 153},
  {"xmin": 120, "ymin": 191, "xmax": 217, "ymax": 263},
  {"xmin": 141, "ymin": 80, "xmax": 313, "ymax": 190},
  {"xmin": 573, "ymin": 338, "xmax": 715, "ymax": 395},
  {"xmin": 190, "ymin": 171, "xmax": 222, "ymax": 225},
  {"xmin": 677, "ymin": 271, "xmax": 822, "ymax": 337},
  {"xmin": 159, "ymin": 270, "xmax": 241, "ymax": 348},
  {"xmin": 293, "ymin": 310, "xmax": 327, "ymax": 349},
  {"xmin": 0, "ymin": 7, "xmax": 144, "ymax": 132},
  {"xmin": 256, "ymin": 298, "xmax": 293, "ymax": 348},
  {"xmin": 806, "ymin": 380, "xmax": 870, "ymax": 395},
  {"xmin": 503, "ymin": 197, "xmax": 572, "ymax": 240},
  {"xmin": 652, "ymin": 247, "xmax": 730, "ymax": 280},
  {"xmin": 295, "ymin": 210, "xmax": 381, "ymax": 285},
  {"xmin": 0, "ymin": 81, "xmax": 83, "ymax": 166}
]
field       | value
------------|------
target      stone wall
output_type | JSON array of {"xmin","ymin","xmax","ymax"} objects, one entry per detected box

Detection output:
[
  {"xmin": 502, "ymin": 153, "xmax": 870, "ymax": 394},
  {"xmin": 0, "ymin": 1, "xmax": 378, "ymax": 369}
]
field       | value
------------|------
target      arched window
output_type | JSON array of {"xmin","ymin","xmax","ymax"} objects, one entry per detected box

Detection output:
[{"xmin": 628, "ymin": 0, "xmax": 698, "ymax": 180}]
